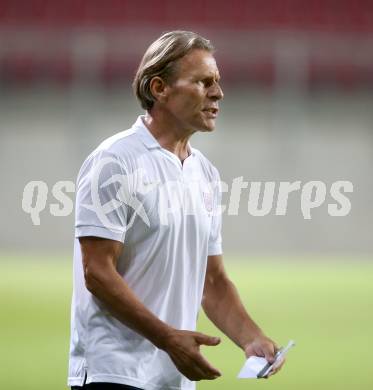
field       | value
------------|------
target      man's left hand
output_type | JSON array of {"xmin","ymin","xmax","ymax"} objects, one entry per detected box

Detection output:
[{"xmin": 243, "ymin": 334, "xmax": 285, "ymax": 378}]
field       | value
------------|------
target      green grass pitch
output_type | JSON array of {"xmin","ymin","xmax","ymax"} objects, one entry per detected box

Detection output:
[{"xmin": 1, "ymin": 254, "xmax": 372, "ymax": 389}]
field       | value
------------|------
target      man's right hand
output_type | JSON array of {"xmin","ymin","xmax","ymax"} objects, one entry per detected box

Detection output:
[{"xmin": 161, "ymin": 329, "xmax": 222, "ymax": 381}]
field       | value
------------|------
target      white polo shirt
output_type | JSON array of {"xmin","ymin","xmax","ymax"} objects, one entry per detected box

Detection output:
[{"xmin": 68, "ymin": 116, "xmax": 222, "ymax": 390}]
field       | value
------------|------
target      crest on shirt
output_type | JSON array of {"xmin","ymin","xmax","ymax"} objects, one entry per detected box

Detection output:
[{"xmin": 202, "ymin": 191, "xmax": 213, "ymax": 213}]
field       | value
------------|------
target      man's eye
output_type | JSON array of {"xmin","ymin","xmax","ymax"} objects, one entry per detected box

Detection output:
[{"xmin": 200, "ymin": 79, "xmax": 213, "ymax": 87}]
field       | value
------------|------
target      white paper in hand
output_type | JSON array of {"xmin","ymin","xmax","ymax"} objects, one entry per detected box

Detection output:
[
  {"xmin": 237, "ymin": 340, "xmax": 295, "ymax": 379},
  {"xmin": 237, "ymin": 355, "xmax": 269, "ymax": 378}
]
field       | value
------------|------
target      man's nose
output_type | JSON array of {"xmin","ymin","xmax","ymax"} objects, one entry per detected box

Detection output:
[{"xmin": 208, "ymin": 83, "xmax": 224, "ymax": 101}]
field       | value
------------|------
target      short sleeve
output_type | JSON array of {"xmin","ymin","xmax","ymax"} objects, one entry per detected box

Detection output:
[
  {"xmin": 75, "ymin": 150, "xmax": 131, "ymax": 243},
  {"xmin": 208, "ymin": 169, "xmax": 223, "ymax": 256}
]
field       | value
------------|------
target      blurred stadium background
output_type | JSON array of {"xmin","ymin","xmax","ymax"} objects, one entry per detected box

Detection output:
[{"xmin": 0, "ymin": 1, "xmax": 372, "ymax": 389}]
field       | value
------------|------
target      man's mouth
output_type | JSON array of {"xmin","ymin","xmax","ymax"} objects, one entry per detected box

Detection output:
[{"xmin": 202, "ymin": 107, "xmax": 219, "ymax": 118}]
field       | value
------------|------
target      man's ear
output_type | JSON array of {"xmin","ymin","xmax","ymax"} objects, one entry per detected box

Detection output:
[{"xmin": 149, "ymin": 77, "xmax": 169, "ymax": 104}]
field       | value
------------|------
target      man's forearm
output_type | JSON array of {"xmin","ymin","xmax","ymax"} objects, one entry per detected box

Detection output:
[
  {"xmin": 202, "ymin": 276, "xmax": 263, "ymax": 350},
  {"xmin": 85, "ymin": 264, "xmax": 173, "ymax": 350}
]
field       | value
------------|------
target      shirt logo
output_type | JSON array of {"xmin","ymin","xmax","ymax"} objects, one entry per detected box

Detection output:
[{"xmin": 202, "ymin": 191, "xmax": 213, "ymax": 213}]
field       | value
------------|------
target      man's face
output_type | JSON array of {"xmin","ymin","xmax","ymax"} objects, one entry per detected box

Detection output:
[{"xmin": 161, "ymin": 49, "xmax": 224, "ymax": 133}]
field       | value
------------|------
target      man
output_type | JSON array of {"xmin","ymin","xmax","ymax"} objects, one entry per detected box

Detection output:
[{"xmin": 68, "ymin": 31, "xmax": 284, "ymax": 390}]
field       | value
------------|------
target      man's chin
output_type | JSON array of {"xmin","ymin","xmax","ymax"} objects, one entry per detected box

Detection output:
[{"xmin": 199, "ymin": 119, "xmax": 216, "ymax": 132}]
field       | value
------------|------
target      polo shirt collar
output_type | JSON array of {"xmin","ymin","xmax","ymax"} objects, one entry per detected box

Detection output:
[
  {"xmin": 133, "ymin": 115, "xmax": 160, "ymax": 150},
  {"xmin": 133, "ymin": 115, "xmax": 194, "ymax": 157}
]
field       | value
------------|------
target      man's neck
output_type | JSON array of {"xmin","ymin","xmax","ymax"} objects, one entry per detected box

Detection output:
[{"xmin": 143, "ymin": 111, "xmax": 193, "ymax": 161}]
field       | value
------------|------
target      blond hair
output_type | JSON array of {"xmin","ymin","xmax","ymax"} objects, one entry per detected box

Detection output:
[{"xmin": 133, "ymin": 31, "xmax": 214, "ymax": 110}]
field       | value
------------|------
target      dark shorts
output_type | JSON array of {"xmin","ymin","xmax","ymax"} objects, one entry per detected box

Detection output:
[{"xmin": 71, "ymin": 383, "xmax": 143, "ymax": 390}]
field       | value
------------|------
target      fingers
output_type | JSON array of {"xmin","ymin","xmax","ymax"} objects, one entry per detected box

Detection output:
[
  {"xmin": 194, "ymin": 332, "xmax": 221, "ymax": 346},
  {"xmin": 244, "ymin": 342, "xmax": 262, "ymax": 358},
  {"xmin": 263, "ymin": 342, "xmax": 276, "ymax": 364},
  {"xmin": 268, "ymin": 356, "xmax": 286, "ymax": 377},
  {"xmin": 186, "ymin": 360, "xmax": 217, "ymax": 381},
  {"xmin": 244, "ymin": 336, "xmax": 286, "ymax": 379},
  {"xmin": 192, "ymin": 350, "xmax": 222, "ymax": 379},
  {"xmin": 244, "ymin": 338, "xmax": 277, "ymax": 360},
  {"xmin": 176, "ymin": 349, "xmax": 221, "ymax": 381},
  {"xmin": 168, "ymin": 331, "xmax": 222, "ymax": 381}
]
